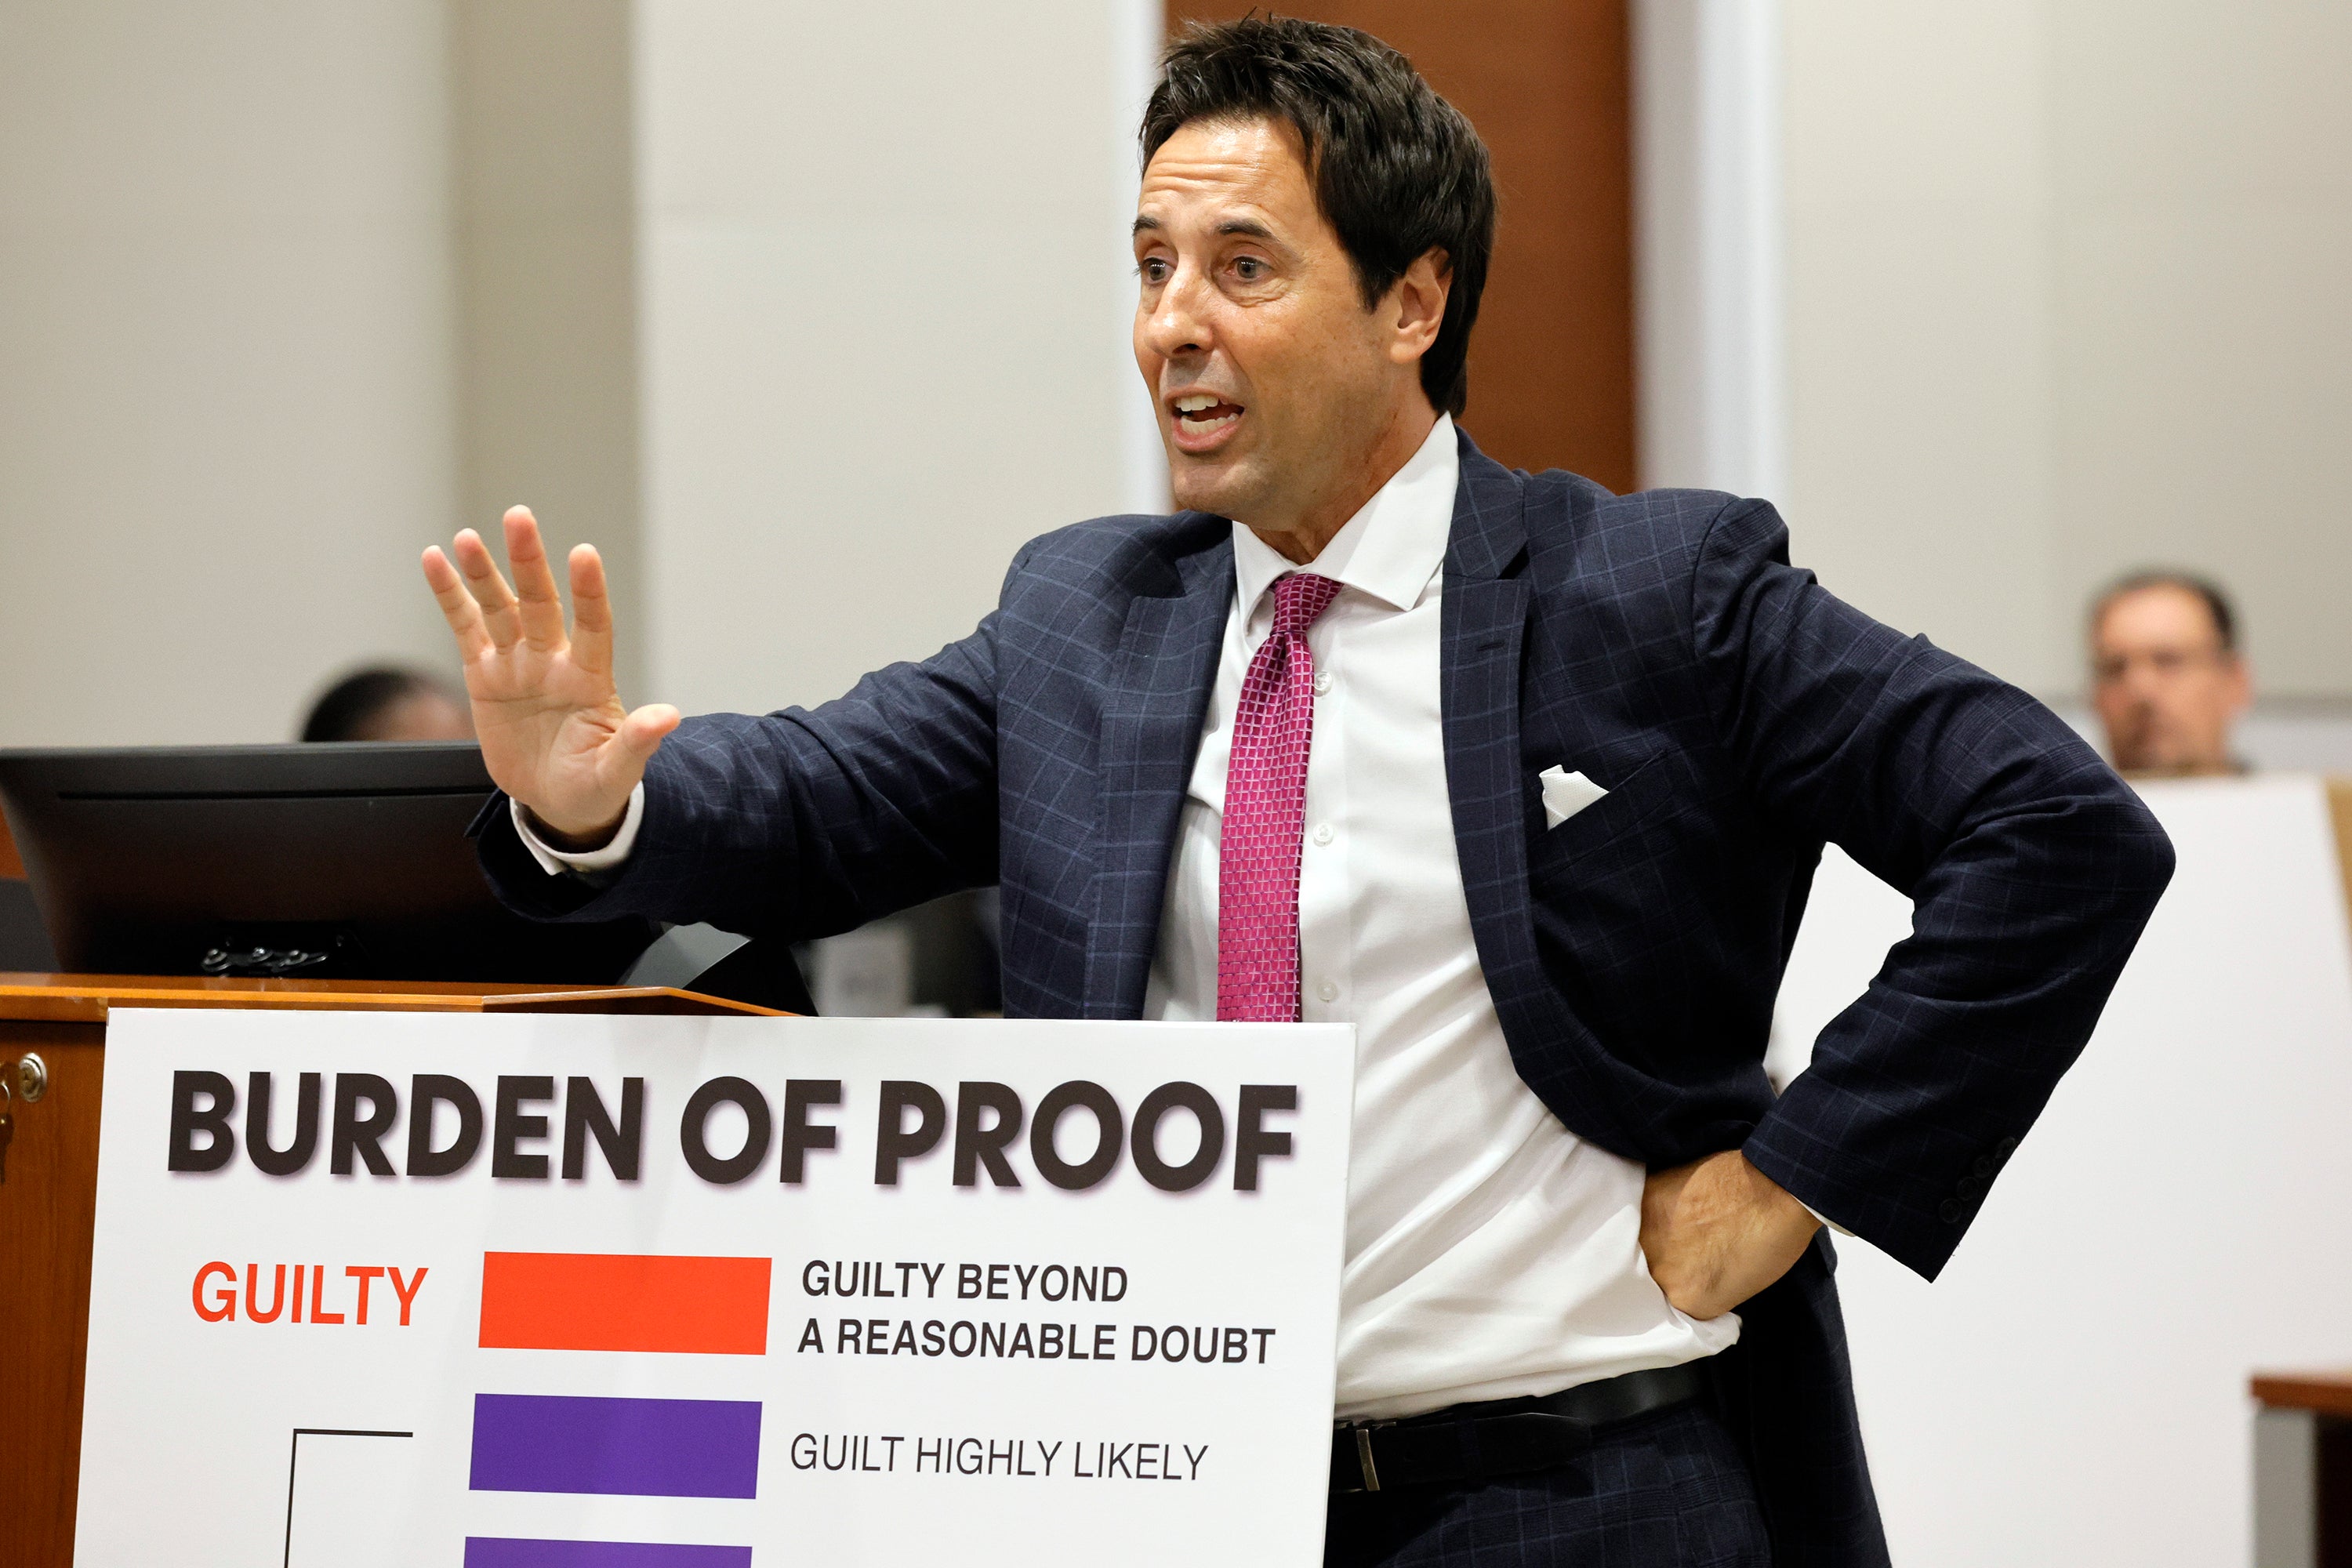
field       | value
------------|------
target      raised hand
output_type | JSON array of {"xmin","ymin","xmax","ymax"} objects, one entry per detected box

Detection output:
[{"xmin": 420, "ymin": 506, "xmax": 680, "ymax": 847}]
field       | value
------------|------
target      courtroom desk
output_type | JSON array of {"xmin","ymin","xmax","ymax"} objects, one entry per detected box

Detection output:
[
  {"xmin": 0, "ymin": 972, "xmax": 776, "ymax": 1568},
  {"xmin": 2252, "ymin": 1370, "xmax": 2352, "ymax": 1568}
]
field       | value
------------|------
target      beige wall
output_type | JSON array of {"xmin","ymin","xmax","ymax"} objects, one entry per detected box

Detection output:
[
  {"xmin": 0, "ymin": 1, "xmax": 1159, "ymax": 742},
  {"xmin": 630, "ymin": 0, "xmax": 1150, "ymax": 717},
  {"xmin": 0, "ymin": 2, "xmax": 462, "ymax": 746},
  {"xmin": 1784, "ymin": 0, "xmax": 2352, "ymax": 700}
]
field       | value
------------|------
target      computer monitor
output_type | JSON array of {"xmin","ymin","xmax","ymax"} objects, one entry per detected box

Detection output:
[{"xmin": 0, "ymin": 742, "xmax": 651, "ymax": 984}]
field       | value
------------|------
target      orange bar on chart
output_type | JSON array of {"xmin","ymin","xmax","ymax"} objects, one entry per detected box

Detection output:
[{"xmin": 477, "ymin": 1252, "xmax": 771, "ymax": 1355}]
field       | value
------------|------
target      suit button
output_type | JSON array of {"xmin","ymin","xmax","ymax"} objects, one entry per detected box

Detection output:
[
  {"xmin": 1995, "ymin": 1136, "xmax": 2019, "ymax": 1160},
  {"xmin": 1957, "ymin": 1174, "xmax": 1984, "ymax": 1200},
  {"xmin": 1973, "ymin": 1155, "xmax": 1996, "ymax": 1178},
  {"xmin": 1939, "ymin": 1199, "xmax": 1965, "ymax": 1224}
]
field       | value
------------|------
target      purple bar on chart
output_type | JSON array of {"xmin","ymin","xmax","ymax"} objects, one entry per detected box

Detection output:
[
  {"xmin": 463, "ymin": 1541, "xmax": 752, "ymax": 1568},
  {"xmin": 468, "ymin": 1394, "xmax": 761, "ymax": 1498}
]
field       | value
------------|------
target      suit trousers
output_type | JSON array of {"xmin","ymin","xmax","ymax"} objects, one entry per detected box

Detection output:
[{"xmin": 1323, "ymin": 1402, "xmax": 1769, "ymax": 1567}]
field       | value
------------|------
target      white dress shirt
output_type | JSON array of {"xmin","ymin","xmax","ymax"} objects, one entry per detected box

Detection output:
[
  {"xmin": 516, "ymin": 785, "xmax": 644, "ymax": 876},
  {"xmin": 524, "ymin": 414, "xmax": 1739, "ymax": 1419},
  {"xmin": 1141, "ymin": 416, "xmax": 1737, "ymax": 1419}
]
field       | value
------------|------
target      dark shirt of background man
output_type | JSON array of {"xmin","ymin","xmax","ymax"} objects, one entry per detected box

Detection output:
[
  {"xmin": 2089, "ymin": 571, "xmax": 2251, "ymax": 777},
  {"xmin": 299, "ymin": 666, "xmax": 474, "ymax": 743}
]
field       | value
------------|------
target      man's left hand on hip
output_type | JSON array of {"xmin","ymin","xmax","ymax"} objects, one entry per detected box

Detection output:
[{"xmin": 1640, "ymin": 1149, "xmax": 1823, "ymax": 1321}]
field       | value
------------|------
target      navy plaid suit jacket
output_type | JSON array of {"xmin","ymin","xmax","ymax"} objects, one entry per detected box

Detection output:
[{"xmin": 481, "ymin": 427, "xmax": 2173, "ymax": 1563}]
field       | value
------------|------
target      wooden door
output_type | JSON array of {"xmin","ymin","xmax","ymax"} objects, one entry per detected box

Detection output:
[{"xmin": 1166, "ymin": 1, "xmax": 1638, "ymax": 490}]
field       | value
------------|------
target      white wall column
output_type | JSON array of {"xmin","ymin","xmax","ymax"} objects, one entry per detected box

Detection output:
[
  {"xmin": 630, "ymin": 0, "xmax": 1152, "ymax": 717},
  {"xmin": 1113, "ymin": 0, "xmax": 1173, "ymax": 517},
  {"xmin": 1632, "ymin": 0, "xmax": 1788, "ymax": 499}
]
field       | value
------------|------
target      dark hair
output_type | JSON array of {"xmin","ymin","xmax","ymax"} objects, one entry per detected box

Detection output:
[
  {"xmin": 299, "ymin": 666, "xmax": 459, "ymax": 742},
  {"xmin": 2091, "ymin": 571, "xmax": 2239, "ymax": 654},
  {"xmin": 1142, "ymin": 16, "xmax": 1496, "ymax": 417}
]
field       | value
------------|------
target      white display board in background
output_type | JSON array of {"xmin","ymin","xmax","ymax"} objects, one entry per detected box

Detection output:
[
  {"xmin": 73, "ymin": 1012, "xmax": 1356, "ymax": 1568},
  {"xmin": 1772, "ymin": 775, "xmax": 2352, "ymax": 1566}
]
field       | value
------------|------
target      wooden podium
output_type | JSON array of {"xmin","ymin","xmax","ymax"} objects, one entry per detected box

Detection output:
[{"xmin": 0, "ymin": 971, "xmax": 775, "ymax": 1568}]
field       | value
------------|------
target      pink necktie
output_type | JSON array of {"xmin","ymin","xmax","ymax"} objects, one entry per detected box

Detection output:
[{"xmin": 1218, "ymin": 572, "xmax": 1344, "ymax": 1022}]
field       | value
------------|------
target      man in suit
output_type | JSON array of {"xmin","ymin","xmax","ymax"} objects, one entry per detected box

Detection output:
[{"xmin": 423, "ymin": 18, "xmax": 2172, "ymax": 1566}]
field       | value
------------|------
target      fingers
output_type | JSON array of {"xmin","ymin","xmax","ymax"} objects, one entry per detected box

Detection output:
[
  {"xmin": 590, "ymin": 703, "xmax": 681, "ymax": 803},
  {"xmin": 568, "ymin": 544, "xmax": 615, "ymax": 678},
  {"xmin": 452, "ymin": 527, "xmax": 523, "ymax": 649},
  {"xmin": 619, "ymin": 703, "xmax": 682, "ymax": 759},
  {"xmin": 503, "ymin": 506, "xmax": 568, "ymax": 652},
  {"xmin": 420, "ymin": 546, "xmax": 492, "ymax": 662}
]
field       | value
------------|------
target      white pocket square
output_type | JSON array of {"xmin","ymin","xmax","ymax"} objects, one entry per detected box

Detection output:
[{"xmin": 1539, "ymin": 766, "xmax": 1609, "ymax": 829}]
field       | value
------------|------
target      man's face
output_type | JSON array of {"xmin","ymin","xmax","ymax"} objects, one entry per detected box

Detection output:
[
  {"xmin": 2090, "ymin": 586, "xmax": 2250, "ymax": 775},
  {"xmin": 1132, "ymin": 117, "xmax": 1434, "ymax": 532}
]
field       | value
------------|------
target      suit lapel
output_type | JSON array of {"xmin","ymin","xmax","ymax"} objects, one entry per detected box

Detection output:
[
  {"xmin": 1441, "ymin": 437, "xmax": 1555, "ymax": 1047},
  {"xmin": 1086, "ymin": 526, "xmax": 1233, "ymax": 1018},
  {"xmin": 1442, "ymin": 435, "xmax": 1635, "ymax": 1150}
]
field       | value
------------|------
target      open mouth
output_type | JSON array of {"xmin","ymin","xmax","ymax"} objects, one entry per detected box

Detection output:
[{"xmin": 1171, "ymin": 392, "xmax": 1244, "ymax": 446}]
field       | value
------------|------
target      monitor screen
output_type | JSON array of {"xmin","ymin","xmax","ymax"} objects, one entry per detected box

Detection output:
[{"xmin": 0, "ymin": 742, "xmax": 649, "ymax": 984}]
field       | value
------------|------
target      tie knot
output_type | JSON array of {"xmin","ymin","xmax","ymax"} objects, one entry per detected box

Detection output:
[{"xmin": 1270, "ymin": 572, "xmax": 1343, "ymax": 637}]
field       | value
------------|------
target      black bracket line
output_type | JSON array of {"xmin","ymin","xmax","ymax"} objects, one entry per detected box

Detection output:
[{"xmin": 282, "ymin": 1427, "xmax": 415, "ymax": 1568}]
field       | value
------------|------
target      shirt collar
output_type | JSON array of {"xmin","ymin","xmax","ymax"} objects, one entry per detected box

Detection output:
[{"xmin": 1229, "ymin": 413, "xmax": 1457, "ymax": 619}]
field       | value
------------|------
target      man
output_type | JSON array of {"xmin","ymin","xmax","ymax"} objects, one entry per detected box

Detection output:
[
  {"xmin": 2089, "ymin": 571, "xmax": 2252, "ymax": 775},
  {"xmin": 422, "ymin": 20, "xmax": 2172, "ymax": 1566}
]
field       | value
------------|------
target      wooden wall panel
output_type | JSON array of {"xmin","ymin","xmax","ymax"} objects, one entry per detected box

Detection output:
[{"xmin": 1167, "ymin": 1, "xmax": 1637, "ymax": 490}]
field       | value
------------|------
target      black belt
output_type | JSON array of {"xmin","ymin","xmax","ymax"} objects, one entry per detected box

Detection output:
[{"xmin": 1330, "ymin": 1363, "xmax": 1708, "ymax": 1494}]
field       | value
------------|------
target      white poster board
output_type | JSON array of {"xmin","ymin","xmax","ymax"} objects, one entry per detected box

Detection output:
[
  {"xmin": 73, "ymin": 1011, "xmax": 1356, "ymax": 1568},
  {"xmin": 1771, "ymin": 775, "xmax": 2352, "ymax": 1567}
]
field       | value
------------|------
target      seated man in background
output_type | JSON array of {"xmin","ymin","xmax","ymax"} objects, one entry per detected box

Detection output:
[
  {"xmin": 2089, "ymin": 571, "xmax": 2252, "ymax": 775},
  {"xmin": 298, "ymin": 666, "xmax": 474, "ymax": 743}
]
